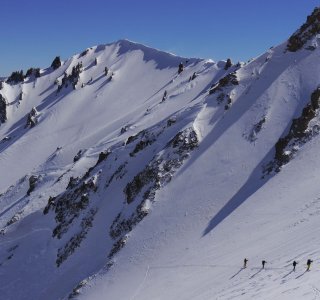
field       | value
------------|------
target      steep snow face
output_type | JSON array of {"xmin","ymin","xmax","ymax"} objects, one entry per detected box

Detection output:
[
  {"xmin": 77, "ymin": 43, "xmax": 320, "ymax": 299},
  {"xmin": 2, "ymin": 28, "xmax": 320, "ymax": 300}
]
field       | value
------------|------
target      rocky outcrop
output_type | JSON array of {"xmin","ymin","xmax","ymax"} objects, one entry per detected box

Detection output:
[
  {"xmin": 109, "ymin": 127, "xmax": 198, "ymax": 249},
  {"xmin": 264, "ymin": 88, "xmax": 320, "ymax": 174},
  {"xmin": 57, "ymin": 62, "xmax": 83, "ymax": 92},
  {"xmin": 27, "ymin": 175, "xmax": 39, "ymax": 196},
  {"xmin": 127, "ymin": 129, "xmax": 162, "ymax": 157},
  {"xmin": 25, "ymin": 68, "xmax": 40, "ymax": 78},
  {"xmin": 56, "ymin": 208, "xmax": 97, "ymax": 267},
  {"xmin": 0, "ymin": 94, "xmax": 7, "ymax": 124},
  {"xmin": 209, "ymin": 72, "xmax": 239, "ymax": 95},
  {"xmin": 6, "ymin": 71, "xmax": 24, "ymax": 84},
  {"xmin": 209, "ymin": 72, "xmax": 238, "ymax": 109},
  {"xmin": 43, "ymin": 153, "xmax": 107, "ymax": 266},
  {"xmin": 287, "ymin": 7, "xmax": 320, "ymax": 52},
  {"xmin": 105, "ymin": 162, "xmax": 127, "ymax": 188},
  {"xmin": 25, "ymin": 107, "xmax": 39, "ymax": 128},
  {"xmin": 51, "ymin": 56, "xmax": 62, "ymax": 70}
]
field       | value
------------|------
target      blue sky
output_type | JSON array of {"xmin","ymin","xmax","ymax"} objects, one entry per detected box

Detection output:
[{"xmin": 0, "ymin": 0, "xmax": 319, "ymax": 76}]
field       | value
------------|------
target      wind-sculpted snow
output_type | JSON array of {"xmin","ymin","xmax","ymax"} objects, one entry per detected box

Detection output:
[{"xmin": 117, "ymin": 39, "xmax": 201, "ymax": 70}]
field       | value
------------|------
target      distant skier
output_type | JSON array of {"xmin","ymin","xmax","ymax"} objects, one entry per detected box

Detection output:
[
  {"xmin": 262, "ymin": 260, "xmax": 266, "ymax": 269},
  {"xmin": 307, "ymin": 259, "xmax": 313, "ymax": 271},
  {"xmin": 178, "ymin": 62, "xmax": 184, "ymax": 74},
  {"xmin": 162, "ymin": 90, "xmax": 167, "ymax": 102},
  {"xmin": 243, "ymin": 258, "xmax": 248, "ymax": 268},
  {"xmin": 293, "ymin": 260, "xmax": 298, "ymax": 271}
]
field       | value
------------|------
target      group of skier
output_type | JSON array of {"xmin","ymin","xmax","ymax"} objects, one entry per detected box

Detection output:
[{"xmin": 243, "ymin": 258, "xmax": 313, "ymax": 271}]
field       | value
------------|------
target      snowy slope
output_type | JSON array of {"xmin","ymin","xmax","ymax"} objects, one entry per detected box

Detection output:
[
  {"xmin": 2, "ymin": 8, "xmax": 320, "ymax": 300},
  {"xmin": 77, "ymin": 40, "xmax": 320, "ymax": 299},
  {"xmin": 0, "ymin": 39, "xmax": 228, "ymax": 299}
]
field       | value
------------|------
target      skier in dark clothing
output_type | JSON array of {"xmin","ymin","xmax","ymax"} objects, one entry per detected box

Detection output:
[
  {"xmin": 262, "ymin": 260, "xmax": 266, "ymax": 269},
  {"xmin": 162, "ymin": 90, "xmax": 167, "ymax": 102},
  {"xmin": 178, "ymin": 62, "xmax": 184, "ymax": 74},
  {"xmin": 243, "ymin": 258, "xmax": 248, "ymax": 268},
  {"xmin": 293, "ymin": 260, "xmax": 298, "ymax": 271},
  {"xmin": 307, "ymin": 259, "xmax": 313, "ymax": 271}
]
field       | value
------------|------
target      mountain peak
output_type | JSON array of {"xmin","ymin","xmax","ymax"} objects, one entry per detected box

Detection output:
[{"xmin": 114, "ymin": 39, "xmax": 202, "ymax": 70}]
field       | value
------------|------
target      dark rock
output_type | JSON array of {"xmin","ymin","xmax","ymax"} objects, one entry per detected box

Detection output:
[
  {"xmin": 108, "ymin": 236, "xmax": 128, "ymax": 259},
  {"xmin": 287, "ymin": 8, "xmax": 320, "ymax": 52},
  {"xmin": 120, "ymin": 126, "xmax": 129, "ymax": 134},
  {"xmin": 0, "ymin": 94, "xmax": 7, "ymax": 123},
  {"xmin": 209, "ymin": 72, "xmax": 239, "ymax": 95},
  {"xmin": 57, "ymin": 62, "xmax": 83, "ymax": 92},
  {"xmin": 51, "ymin": 56, "xmax": 62, "ymax": 70},
  {"xmin": 25, "ymin": 107, "xmax": 39, "ymax": 128},
  {"xmin": 79, "ymin": 49, "xmax": 89, "ymax": 57},
  {"xmin": 126, "ymin": 133, "xmax": 140, "ymax": 145},
  {"xmin": 56, "ymin": 208, "xmax": 97, "ymax": 267},
  {"xmin": 130, "ymin": 138, "xmax": 155, "ymax": 157},
  {"xmin": 224, "ymin": 58, "xmax": 232, "ymax": 70},
  {"xmin": 73, "ymin": 150, "xmax": 83, "ymax": 163},
  {"xmin": 43, "ymin": 196, "xmax": 56, "ymax": 215},
  {"xmin": 96, "ymin": 150, "xmax": 111, "ymax": 165},
  {"xmin": 111, "ymin": 128, "xmax": 198, "ymax": 243},
  {"xmin": 265, "ymin": 88, "xmax": 320, "ymax": 173},
  {"xmin": 6, "ymin": 70, "xmax": 24, "ymax": 84},
  {"xmin": 67, "ymin": 177, "xmax": 80, "ymax": 189}
]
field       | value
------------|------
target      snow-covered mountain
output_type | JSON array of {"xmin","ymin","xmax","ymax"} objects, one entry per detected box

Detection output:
[{"xmin": 2, "ymin": 7, "xmax": 320, "ymax": 300}]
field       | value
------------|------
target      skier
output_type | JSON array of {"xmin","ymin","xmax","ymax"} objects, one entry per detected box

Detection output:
[
  {"xmin": 293, "ymin": 260, "xmax": 298, "ymax": 271},
  {"xmin": 162, "ymin": 90, "xmax": 167, "ymax": 102},
  {"xmin": 178, "ymin": 62, "xmax": 184, "ymax": 74},
  {"xmin": 243, "ymin": 258, "xmax": 248, "ymax": 268},
  {"xmin": 262, "ymin": 260, "xmax": 266, "ymax": 269},
  {"xmin": 307, "ymin": 259, "xmax": 313, "ymax": 271}
]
